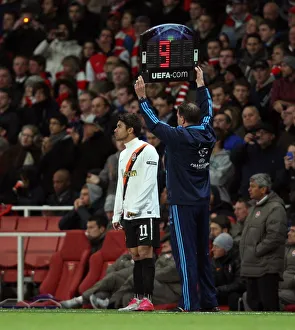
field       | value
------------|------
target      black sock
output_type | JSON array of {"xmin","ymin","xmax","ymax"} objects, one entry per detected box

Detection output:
[
  {"xmin": 133, "ymin": 260, "xmax": 144, "ymax": 297},
  {"xmin": 141, "ymin": 258, "xmax": 155, "ymax": 298}
]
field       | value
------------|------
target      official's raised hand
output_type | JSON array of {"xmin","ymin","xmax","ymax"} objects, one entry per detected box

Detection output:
[
  {"xmin": 134, "ymin": 76, "xmax": 146, "ymax": 99},
  {"xmin": 195, "ymin": 66, "xmax": 205, "ymax": 88}
]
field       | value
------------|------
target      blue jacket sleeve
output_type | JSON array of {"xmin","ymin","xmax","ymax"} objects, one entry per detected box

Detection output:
[
  {"xmin": 195, "ymin": 86, "xmax": 214, "ymax": 128},
  {"xmin": 139, "ymin": 98, "xmax": 181, "ymax": 146}
]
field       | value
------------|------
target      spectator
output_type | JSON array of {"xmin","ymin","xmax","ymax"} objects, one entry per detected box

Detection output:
[
  {"xmin": 39, "ymin": 0, "xmax": 59, "ymax": 31},
  {"xmin": 29, "ymin": 55, "xmax": 52, "ymax": 86},
  {"xmin": 10, "ymin": 165, "xmax": 44, "ymax": 206},
  {"xmin": 277, "ymin": 105, "xmax": 295, "ymax": 152},
  {"xmin": 285, "ymin": 26, "xmax": 295, "ymax": 56},
  {"xmin": 258, "ymin": 20, "xmax": 279, "ymax": 56},
  {"xmin": 4, "ymin": 7, "xmax": 45, "ymax": 57},
  {"xmin": 116, "ymin": 85, "xmax": 135, "ymax": 113},
  {"xmin": 223, "ymin": 64, "xmax": 245, "ymax": 89},
  {"xmin": 79, "ymin": 90, "xmax": 96, "ymax": 121},
  {"xmin": 0, "ymin": 88, "xmax": 19, "ymax": 144},
  {"xmin": 59, "ymin": 184, "xmax": 104, "ymax": 230},
  {"xmin": 240, "ymin": 173, "xmax": 287, "ymax": 311},
  {"xmin": 39, "ymin": 113, "xmax": 75, "ymax": 195},
  {"xmin": 20, "ymin": 81, "xmax": 59, "ymax": 136},
  {"xmin": 271, "ymin": 43, "xmax": 285, "ymax": 78},
  {"xmin": 152, "ymin": 93, "xmax": 177, "ymax": 127},
  {"xmin": 249, "ymin": 60, "xmax": 274, "ymax": 119},
  {"xmin": 81, "ymin": 40, "xmax": 97, "ymax": 71},
  {"xmin": 210, "ymin": 186, "xmax": 235, "ymax": 219},
  {"xmin": 210, "ymin": 83, "xmax": 230, "ymax": 113},
  {"xmin": 0, "ymin": 137, "xmax": 10, "ymax": 197},
  {"xmin": 34, "ymin": 22, "xmax": 82, "ymax": 79},
  {"xmin": 120, "ymin": 10, "xmax": 136, "ymax": 42},
  {"xmin": 231, "ymin": 79, "xmax": 251, "ymax": 110},
  {"xmin": 46, "ymin": 169, "xmax": 78, "ymax": 215},
  {"xmin": 279, "ymin": 221, "xmax": 295, "ymax": 306},
  {"xmin": 91, "ymin": 96, "xmax": 118, "ymax": 137},
  {"xmin": 213, "ymin": 112, "xmax": 244, "ymax": 151},
  {"xmin": 59, "ymin": 98, "xmax": 81, "ymax": 129},
  {"xmin": 222, "ymin": 105, "xmax": 242, "ymax": 131},
  {"xmin": 209, "ymin": 214, "xmax": 232, "ymax": 240},
  {"xmin": 165, "ymin": 81, "xmax": 190, "ymax": 109},
  {"xmin": 231, "ymin": 199, "xmax": 250, "ymax": 245},
  {"xmin": 221, "ymin": 0, "xmax": 252, "ymax": 47},
  {"xmin": 288, "ymin": 6, "xmax": 295, "ymax": 29},
  {"xmin": 231, "ymin": 122, "xmax": 284, "ymax": 198},
  {"xmin": 186, "ymin": 0, "xmax": 204, "ymax": 31},
  {"xmin": 263, "ymin": 2, "xmax": 288, "ymax": 32},
  {"xmin": 6, "ymin": 124, "xmax": 41, "ymax": 169},
  {"xmin": 271, "ymin": 56, "xmax": 295, "ymax": 114},
  {"xmin": 71, "ymin": 116, "xmax": 116, "ymax": 190},
  {"xmin": 56, "ymin": 55, "xmax": 87, "ymax": 95},
  {"xmin": 239, "ymin": 33, "xmax": 268, "ymax": 79},
  {"xmin": 13, "ymin": 55, "xmax": 29, "ymax": 101},
  {"xmin": 0, "ymin": 11, "xmax": 17, "ymax": 44},
  {"xmin": 67, "ymin": 1, "xmax": 99, "ymax": 45},
  {"xmin": 210, "ymin": 127, "xmax": 234, "ymax": 202},
  {"xmin": 219, "ymin": 33, "xmax": 230, "ymax": 49},
  {"xmin": 235, "ymin": 106, "xmax": 261, "ymax": 139},
  {"xmin": 238, "ymin": 16, "xmax": 264, "ymax": 50},
  {"xmin": 85, "ymin": 214, "xmax": 108, "ymax": 253},
  {"xmin": 212, "ymin": 233, "xmax": 245, "ymax": 310},
  {"xmin": 109, "ymin": 63, "xmax": 131, "ymax": 107}
]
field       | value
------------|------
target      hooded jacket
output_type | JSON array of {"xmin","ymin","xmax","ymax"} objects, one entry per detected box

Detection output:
[
  {"xmin": 279, "ymin": 244, "xmax": 295, "ymax": 290},
  {"xmin": 240, "ymin": 191, "xmax": 287, "ymax": 277}
]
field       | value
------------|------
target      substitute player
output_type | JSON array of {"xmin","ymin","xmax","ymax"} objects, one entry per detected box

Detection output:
[
  {"xmin": 112, "ymin": 113, "xmax": 160, "ymax": 311},
  {"xmin": 134, "ymin": 67, "xmax": 218, "ymax": 312}
]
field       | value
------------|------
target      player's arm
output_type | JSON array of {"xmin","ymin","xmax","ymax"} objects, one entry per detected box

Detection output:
[
  {"xmin": 112, "ymin": 155, "xmax": 124, "ymax": 229},
  {"xmin": 195, "ymin": 66, "xmax": 214, "ymax": 128},
  {"xmin": 127, "ymin": 146, "xmax": 159, "ymax": 215},
  {"xmin": 135, "ymin": 76, "xmax": 181, "ymax": 146}
]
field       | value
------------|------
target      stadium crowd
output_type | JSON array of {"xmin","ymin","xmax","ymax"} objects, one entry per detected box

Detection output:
[{"xmin": 1, "ymin": 0, "xmax": 295, "ymax": 311}]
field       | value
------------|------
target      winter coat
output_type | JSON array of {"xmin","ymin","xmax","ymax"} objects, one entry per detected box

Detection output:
[
  {"xmin": 280, "ymin": 244, "xmax": 295, "ymax": 290},
  {"xmin": 212, "ymin": 250, "xmax": 245, "ymax": 294},
  {"xmin": 240, "ymin": 192, "xmax": 287, "ymax": 277}
]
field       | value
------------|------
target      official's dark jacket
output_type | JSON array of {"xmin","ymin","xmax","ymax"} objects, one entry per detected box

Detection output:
[{"xmin": 139, "ymin": 87, "xmax": 215, "ymax": 205}]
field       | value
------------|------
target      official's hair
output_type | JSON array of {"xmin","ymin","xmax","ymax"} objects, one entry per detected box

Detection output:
[
  {"xmin": 118, "ymin": 113, "xmax": 142, "ymax": 137},
  {"xmin": 250, "ymin": 173, "xmax": 272, "ymax": 191},
  {"xmin": 88, "ymin": 214, "xmax": 108, "ymax": 229},
  {"xmin": 178, "ymin": 101, "xmax": 200, "ymax": 125}
]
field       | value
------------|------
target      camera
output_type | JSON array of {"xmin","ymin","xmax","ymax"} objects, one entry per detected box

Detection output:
[{"xmin": 23, "ymin": 17, "xmax": 31, "ymax": 24}]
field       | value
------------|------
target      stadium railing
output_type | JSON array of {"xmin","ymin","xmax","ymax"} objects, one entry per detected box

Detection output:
[{"xmin": 11, "ymin": 206, "xmax": 73, "ymax": 217}]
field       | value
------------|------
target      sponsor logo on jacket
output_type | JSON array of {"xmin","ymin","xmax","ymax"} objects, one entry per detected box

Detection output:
[{"xmin": 123, "ymin": 170, "xmax": 137, "ymax": 177}]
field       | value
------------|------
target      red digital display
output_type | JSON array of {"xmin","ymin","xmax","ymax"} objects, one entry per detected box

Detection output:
[{"xmin": 159, "ymin": 40, "xmax": 170, "ymax": 68}]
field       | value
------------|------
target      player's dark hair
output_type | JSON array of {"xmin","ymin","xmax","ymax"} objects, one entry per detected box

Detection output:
[
  {"xmin": 88, "ymin": 214, "xmax": 108, "ymax": 229},
  {"xmin": 118, "ymin": 113, "xmax": 142, "ymax": 137},
  {"xmin": 178, "ymin": 101, "xmax": 200, "ymax": 125}
]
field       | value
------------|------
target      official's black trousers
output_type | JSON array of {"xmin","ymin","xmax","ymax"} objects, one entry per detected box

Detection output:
[{"xmin": 246, "ymin": 274, "xmax": 280, "ymax": 311}]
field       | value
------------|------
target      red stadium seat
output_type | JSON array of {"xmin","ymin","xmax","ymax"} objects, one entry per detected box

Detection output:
[
  {"xmin": 284, "ymin": 305, "xmax": 295, "ymax": 312},
  {"xmin": 39, "ymin": 230, "xmax": 91, "ymax": 301},
  {"xmin": 78, "ymin": 230, "xmax": 126, "ymax": 294},
  {"xmin": 17, "ymin": 217, "xmax": 47, "ymax": 232},
  {"xmin": 0, "ymin": 216, "xmax": 18, "ymax": 231},
  {"xmin": 47, "ymin": 217, "xmax": 62, "ymax": 231}
]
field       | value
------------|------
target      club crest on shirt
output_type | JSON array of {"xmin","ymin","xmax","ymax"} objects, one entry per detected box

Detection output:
[
  {"xmin": 198, "ymin": 148, "xmax": 209, "ymax": 157},
  {"xmin": 131, "ymin": 153, "xmax": 137, "ymax": 161},
  {"xmin": 255, "ymin": 211, "xmax": 261, "ymax": 218}
]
